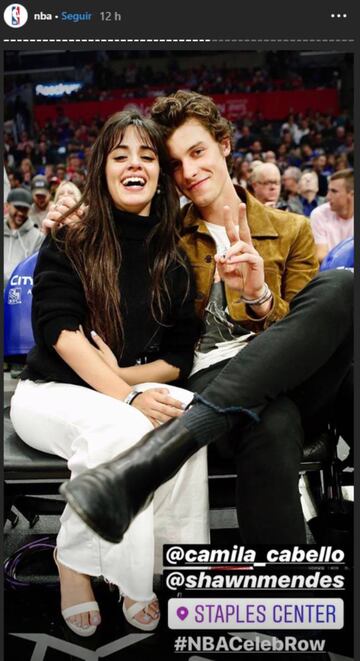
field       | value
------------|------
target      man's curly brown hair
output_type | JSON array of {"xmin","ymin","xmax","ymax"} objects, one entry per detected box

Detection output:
[{"xmin": 151, "ymin": 90, "xmax": 234, "ymax": 168}]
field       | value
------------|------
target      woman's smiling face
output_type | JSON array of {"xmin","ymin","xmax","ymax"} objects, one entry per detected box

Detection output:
[{"xmin": 105, "ymin": 125, "xmax": 160, "ymax": 217}]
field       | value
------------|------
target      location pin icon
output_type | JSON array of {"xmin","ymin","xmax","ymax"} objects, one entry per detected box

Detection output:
[{"xmin": 177, "ymin": 606, "xmax": 189, "ymax": 621}]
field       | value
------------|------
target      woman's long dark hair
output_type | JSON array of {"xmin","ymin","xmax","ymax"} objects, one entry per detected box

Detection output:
[{"xmin": 55, "ymin": 109, "xmax": 183, "ymax": 357}]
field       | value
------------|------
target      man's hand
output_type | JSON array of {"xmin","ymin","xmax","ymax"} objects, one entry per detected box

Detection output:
[
  {"xmin": 215, "ymin": 203, "xmax": 265, "ymax": 298},
  {"xmin": 42, "ymin": 195, "xmax": 86, "ymax": 233}
]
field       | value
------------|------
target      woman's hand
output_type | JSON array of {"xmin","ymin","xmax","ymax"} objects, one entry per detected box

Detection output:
[
  {"xmin": 77, "ymin": 327, "xmax": 119, "ymax": 372},
  {"xmin": 131, "ymin": 388, "xmax": 185, "ymax": 426},
  {"xmin": 89, "ymin": 330, "xmax": 119, "ymax": 372},
  {"xmin": 78, "ymin": 329, "xmax": 185, "ymax": 426}
]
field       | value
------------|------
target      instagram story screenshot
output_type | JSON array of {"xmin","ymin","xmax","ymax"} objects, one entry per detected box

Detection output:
[{"xmin": 1, "ymin": 2, "xmax": 358, "ymax": 660}]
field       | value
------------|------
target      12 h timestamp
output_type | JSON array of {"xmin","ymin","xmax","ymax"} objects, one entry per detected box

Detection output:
[{"xmin": 100, "ymin": 11, "xmax": 122, "ymax": 21}]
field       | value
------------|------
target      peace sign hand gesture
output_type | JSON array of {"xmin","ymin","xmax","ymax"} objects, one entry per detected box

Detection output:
[{"xmin": 215, "ymin": 203, "xmax": 266, "ymax": 299}]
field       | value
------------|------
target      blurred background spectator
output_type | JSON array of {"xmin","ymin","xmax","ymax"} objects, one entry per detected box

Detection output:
[
  {"xmin": 231, "ymin": 157, "xmax": 251, "ymax": 188},
  {"xmin": 312, "ymin": 154, "xmax": 329, "ymax": 196},
  {"xmin": 7, "ymin": 168, "xmax": 25, "ymax": 190},
  {"xmin": 4, "ymin": 188, "xmax": 43, "ymax": 288},
  {"xmin": 282, "ymin": 166, "xmax": 302, "ymax": 206},
  {"xmin": 53, "ymin": 180, "xmax": 82, "ymax": 205},
  {"xmin": 19, "ymin": 158, "xmax": 35, "ymax": 188},
  {"xmin": 249, "ymin": 163, "xmax": 282, "ymax": 208},
  {"xmin": 4, "ymin": 167, "xmax": 10, "ymax": 206},
  {"xmin": 310, "ymin": 169, "xmax": 354, "ymax": 263},
  {"xmin": 29, "ymin": 175, "xmax": 52, "ymax": 229},
  {"xmin": 287, "ymin": 171, "xmax": 326, "ymax": 217}
]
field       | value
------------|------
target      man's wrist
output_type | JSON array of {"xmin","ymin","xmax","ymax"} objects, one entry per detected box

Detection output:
[
  {"xmin": 246, "ymin": 296, "xmax": 274, "ymax": 319},
  {"xmin": 240, "ymin": 283, "xmax": 272, "ymax": 306}
]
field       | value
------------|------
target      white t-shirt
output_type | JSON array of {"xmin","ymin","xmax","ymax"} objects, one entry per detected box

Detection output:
[
  {"xmin": 190, "ymin": 221, "xmax": 254, "ymax": 377},
  {"xmin": 310, "ymin": 202, "xmax": 353, "ymax": 251}
]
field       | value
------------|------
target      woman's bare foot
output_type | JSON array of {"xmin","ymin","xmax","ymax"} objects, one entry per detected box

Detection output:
[
  {"xmin": 55, "ymin": 554, "xmax": 101, "ymax": 630},
  {"xmin": 123, "ymin": 595, "xmax": 160, "ymax": 626}
]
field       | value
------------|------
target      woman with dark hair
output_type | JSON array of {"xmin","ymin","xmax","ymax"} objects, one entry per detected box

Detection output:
[{"xmin": 10, "ymin": 110, "xmax": 208, "ymax": 635}]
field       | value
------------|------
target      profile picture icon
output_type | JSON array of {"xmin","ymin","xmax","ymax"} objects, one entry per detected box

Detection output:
[{"xmin": 3, "ymin": 4, "xmax": 28, "ymax": 28}]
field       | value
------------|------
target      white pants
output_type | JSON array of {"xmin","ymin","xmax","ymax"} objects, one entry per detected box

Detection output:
[{"xmin": 10, "ymin": 380, "xmax": 209, "ymax": 601}]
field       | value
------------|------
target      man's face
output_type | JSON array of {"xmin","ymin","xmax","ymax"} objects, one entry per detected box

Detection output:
[
  {"xmin": 282, "ymin": 175, "xmax": 298, "ymax": 194},
  {"xmin": 8, "ymin": 174, "xmax": 19, "ymax": 188},
  {"xmin": 251, "ymin": 141, "xmax": 262, "ymax": 153},
  {"xmin": 8, "ymin": 203, "xmax": 29, "ymax": 229},
  {"xmin": 252, "ymin": 166, "xmax": 281, "ymax": 205},
  {"xmin": 264, "ymin": 151, "xmax": 276, "ymax": 163},
  {"xmin": 69, "ymin": 156, "xmax": 81, "ymax": 170},
  {"xmin": 315, "ymin": 155, "xmax": 326, "ymax": 170},
  {"xmin": 33, "ymin": 192, "xmax": 50, "ymax": 210},
  {"xmin": 302, "ymin": 145, "xmax": 312, "ymax": 157},
  {"xmin": 327, "ymin": 178, "xmax": 352, "ymax": 215},
  {"xmin": 166, "ymin": 119, "xmax": 231, "ymax": 210}
]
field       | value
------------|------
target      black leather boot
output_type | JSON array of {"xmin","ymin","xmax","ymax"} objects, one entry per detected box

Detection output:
[{"xmin": 60, "ymin": 418, "xmax": 200, "ymax": 543}]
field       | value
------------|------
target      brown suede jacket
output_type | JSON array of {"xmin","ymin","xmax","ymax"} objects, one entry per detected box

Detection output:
[{"xmin": 178, "ymin": 187, "xmax": 319, "ymax": 333}]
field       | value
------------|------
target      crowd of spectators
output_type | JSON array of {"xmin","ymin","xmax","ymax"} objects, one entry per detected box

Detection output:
[
  {"xmin": 28, "ymin": 63, "xmax": 340, "ymax": 103},
  {"xmin": 4, "ymin": 105, "xmax": 353, "ymax": 188},
  {"xmin": 231, "ymin": 108, "xmax": 353, "ymax": 169},
  {"xmin": 229, "ymin": 108, "xmax": 353, "ymax": 221},
  {"xmin": 100, "ymin": 54, "xmax": 342, "ymax": 95},
  {"xmin": 5, "ymin": 52, "xmax": 345, "ymax": 105}
]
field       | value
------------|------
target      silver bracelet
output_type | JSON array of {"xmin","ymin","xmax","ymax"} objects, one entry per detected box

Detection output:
[
  {"xmin": 240, "ymin": 283, "xmax": 272, "ymax": 306},
  {"xmin": 123, "ymin": 390, "xmax": 142, "ymax": 406}
]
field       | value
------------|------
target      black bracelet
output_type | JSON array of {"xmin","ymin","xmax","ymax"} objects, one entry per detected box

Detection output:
[
  {"xmin": 123, "ymin": 390, "xmax": 142, "ymax": 406},
  {"xmin": 129, "ymin": 391, "xmax": 142, "ymax": 406}
]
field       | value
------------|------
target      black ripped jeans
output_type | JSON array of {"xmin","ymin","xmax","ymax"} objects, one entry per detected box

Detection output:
[{"xmin": 187, "ymin": 269, "xmax": 353, "ymax": 545}]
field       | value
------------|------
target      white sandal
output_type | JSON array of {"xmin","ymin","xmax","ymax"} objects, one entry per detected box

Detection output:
[
  {"xmin": 61, "ymin": 602, "xmax": 100, "ymax": 637},
  {"xmin": 122, "ymin": 593, "xmax": 160, "ymax": 632},
  {"xmin": 53, "ymin": 548, "xmax": 100, "ymax": 637}
]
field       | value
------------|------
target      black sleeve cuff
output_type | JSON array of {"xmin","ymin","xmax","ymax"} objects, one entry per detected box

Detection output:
[
  {"xmin": 43, "ymin": 316, "xmax": 82, "ymax": 349},
  {"xmin": 159, "ymin": 351, "xmax": 194, "ymax": 380}
]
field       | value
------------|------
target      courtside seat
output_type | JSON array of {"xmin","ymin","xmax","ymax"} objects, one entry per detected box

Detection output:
[
  {"xmin": 4, "ymin": 409, "xmax": 69, "ymax": 481},
  {"xmin": 4, "ymin": 408, "xmax": 69, "ymax": 527},
  {"xmin": 4, "ymin": 407, "xmax": 341, "ymax": 529}
]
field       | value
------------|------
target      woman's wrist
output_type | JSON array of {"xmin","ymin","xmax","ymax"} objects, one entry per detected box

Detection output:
[{"xmin": 122, "ymin": 389, "xmax": 142, "ymax": 406}]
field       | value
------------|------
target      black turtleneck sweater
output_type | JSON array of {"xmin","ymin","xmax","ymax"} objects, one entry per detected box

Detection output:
[{"xmin": 22, "ymin": 208, "xmax": 201, "ymax": 388}]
